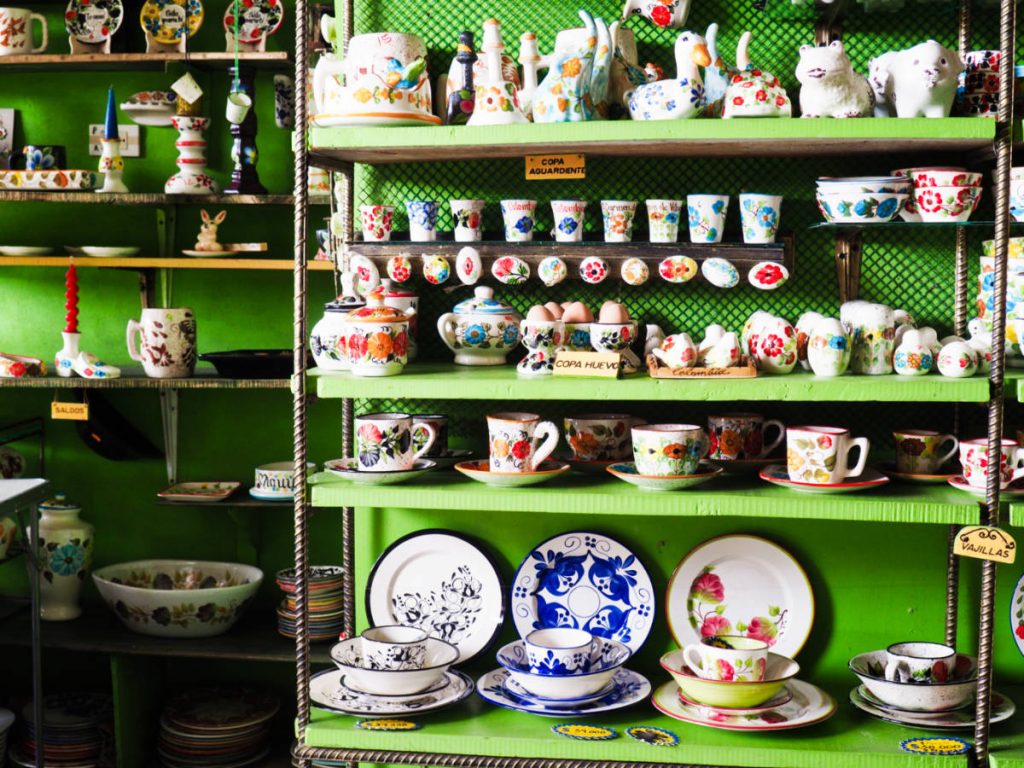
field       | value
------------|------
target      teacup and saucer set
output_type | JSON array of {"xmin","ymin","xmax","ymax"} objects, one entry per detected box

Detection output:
[
  {"xmin": 324, "ymin": 412, "xmax": 437, "ymax": 485},
  {"xmin": 455, "ymin": 412, "xmax": 568, "ymax": 487},
  {"xmin": 562, "ymin": 413, "xmax": 642, "ymax": 475},
  {"xmin": 606, "ymin": 424, "xmax": 722, "ymax": 491},
  {"xmin": 947, "ymin": 437, "xmax": 1024, "ymax": 498},
  {"xmin": 705, "ymin": 413, "xmax": 785, "ymax": 474},
  {"xmin": 879, "ymin": 430, "xmax": 959, "ymax": 484},
  {"xmin": 761, "ymin": 425, "xmax": 889, "ymax": 494}
]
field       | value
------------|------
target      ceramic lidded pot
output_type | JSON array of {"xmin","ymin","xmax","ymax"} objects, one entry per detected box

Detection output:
[
  {"xmin": 807, "ymin": 318, "xmax": 851, "ymax": 377},
  {"xmin": 310, "ymin": 272, "xmax": 365, "ymax": 371},
  {"xmin": 379, "ymin": 279, "xmax": 419, "ymax": 361},
  {"xmin": 29, "ymin": 494, "xmax": 93, "ymax": 622},
  {"xmin": 893, "ymin": 329, "xmax": 934, "ymax": 376},
  {"xmin": 437, "ymin": 286, "xmax": 522, "ymax": 366},
  {"xmin": 345, "ymin": 288, "xmax": 414, "ymax": 377}
]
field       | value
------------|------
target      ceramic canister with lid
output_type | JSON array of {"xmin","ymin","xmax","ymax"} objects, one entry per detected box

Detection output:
[
  {"xmin": 310, "ymin": 271, "xmax": 366, "ymax": 371},
  {"xmin": 436, "ymin": 286, "xmax": 523, "ymax": 365},
  {"xmin": 379, "ymin": 279, "xmax": 419, "ymax": 361},
  {"xmin": 29, "ymin": 494, "xmax": 93, "ymax": 621},
  {"xmin": 345, "ymin": 288, "xmax": 414, "ymax": 376}
]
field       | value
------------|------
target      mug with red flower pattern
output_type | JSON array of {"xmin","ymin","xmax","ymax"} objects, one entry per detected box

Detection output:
[
  {"xmin": 360, "ymin": 204, "xmax": 394, "ymax": 242},
  {"xmin": 883, "ymin": 641, "xmax": 956, "ymax": 684},
  {"xmin": 564, "ymin": 413, "xmax": 643, "ymax": 462},
  {"xmin": 487, "ymin": 412, "xmax": 559, "ymax": 473},
  {"xmin": 632, "ymin": 424, "xmax": 709, "ymax": 476},
  {"xmin": 893, "ymin": 430, "xmax": 958, "ymax": 474},
  {"xmin": 451, "ymin": 199, "xmax": 485, "ymax": 242},
  {"xmin": 708, "ymin": 414, "xmax": 784, "ymax": 461},
  {"xmin": 683, "ymin": 635, "xmax": 769, "ymax": 682},
  {"xmin": 355, "ymin": 412, "xmax": 436, "ymax": 472},
  {"xmin": 958, "ymin": 437, "xmax": 1024, "ymax": 489},
  {"xmin": 786, "ymin": 425, "xmax": 869, "ymax": 485}
]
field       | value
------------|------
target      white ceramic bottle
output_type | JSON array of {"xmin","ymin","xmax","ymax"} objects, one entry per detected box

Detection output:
[{"xmin": 29, "ymin": 494, "xmax": 93, "ymax": 621}]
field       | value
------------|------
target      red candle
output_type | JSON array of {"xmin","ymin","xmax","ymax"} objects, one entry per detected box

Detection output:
[{"xmin": 64, "ymin": 260, "xmax": 78, "ymax": 334}]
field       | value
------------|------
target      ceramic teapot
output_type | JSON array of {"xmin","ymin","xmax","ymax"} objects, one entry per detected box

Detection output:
[
  {"xmin": 310, "ymin": 271, "xmax": 365, "ymax": 371},
  {"xmin": 345, "ymin": 288, "xmax": 414, "ymax": 377},
  {"xmin": 437, "ymin": 286, "xmax": 522, "ymax": 366},
  {"xmin": 529, "ymin": 10, "xmax": 613, "ymax": 122},
  {"xmin": 622, "ymin": 0, "xmax": 691, "ymax": 29}
]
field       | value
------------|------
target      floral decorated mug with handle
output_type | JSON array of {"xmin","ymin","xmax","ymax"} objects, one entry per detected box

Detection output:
[
  {"xmin": 883, "ymin": 641, "xmax": 956, "ymax": 683},
  {"xmin": 632, "ymin": 423, "xmax": 709, "ymax": 476},
  {"xmin": 564, "ymin": 413, "xmax": 644, "ymax": 462},
  {"xmin": 487, "ymin": 412, "xmax": 559, "ymax": 473},
  {"xmin": 786, "ymin": 425, "xmax": 869, "ymax": 484},
  {"xmin": 708, "ymin": 414, "xmax": 785, "ymax": 461},
  {"xmin": 355, "ymin": 412, "xmax": 436, "ymax": 472},
  {"xmin": 893, "ymin": 430, "xmax": 958, "ymax": 474},
  {"xmin": 126, "ymin": 307, "xmax": 196, "ymax": 379},
  {"xmin": 959, "ymin": 437, "xmax": 1024, "ymax": 489},
  {"xmin": 683, "ymin": 635, "xmax": 769, "ymax": 682}
]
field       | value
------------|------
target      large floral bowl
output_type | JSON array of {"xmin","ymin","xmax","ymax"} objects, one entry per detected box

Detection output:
[
  {"xmin": 92, "ymin": 560, "xmax": 262, "ymax": 638},
  {"xmin": 816, "ymin": 176, "xmax": 911, "ymax": 195},
  {"xmin": 849, "ymin": 651, "xmax": 977, "ymax": 712},
  {"xmin": 660, "ymin": 649, "xmax": 799, "ymax": 708},
  {"xmin": 330, "ymin": 636, "xmax": 459, "ymax": 696},
  {"xmin": 496, "ymin": 637, "xmax": 630, "ymax": 700},
  {"xmin": 816, "ymin": 192, "xmax": 907, "ymax": 224},
  {"xmin": 916, "ymin": 185, "xmax": 982, "ymax": 223}
]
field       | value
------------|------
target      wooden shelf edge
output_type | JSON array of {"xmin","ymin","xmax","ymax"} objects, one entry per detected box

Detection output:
[{"xmin": 0, "ymin": 256, "xmax": 333, "ymax": 271}]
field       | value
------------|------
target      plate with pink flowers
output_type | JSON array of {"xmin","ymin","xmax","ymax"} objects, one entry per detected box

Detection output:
[{"xmin": 666, "ymin": 534, "xmax": 814, "ymax": 660}]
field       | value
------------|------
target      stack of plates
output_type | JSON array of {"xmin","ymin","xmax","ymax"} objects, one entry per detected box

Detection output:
[
  {"xmin": 157, "ymin": 686, "xmax": 279, "ymax": 768},
  {"xmin": 14, "ymin": 693, "xmax": 109, "ymax": 768},
  {"xmin": 276, "ymin": 566, "xmax": 346, "ymax": 642}
]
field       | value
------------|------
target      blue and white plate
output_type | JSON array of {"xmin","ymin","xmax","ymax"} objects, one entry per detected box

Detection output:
[
  {"xmin": 511, "ymin": 531, "xmax": 655, "ymax": 654},
  {"xmin": 476, "ymin": 668, "xmax": 650, "ymax": 717},
  {"xmin": 310, "ymin": 668, "xmax": 473, "ymax": 716}
]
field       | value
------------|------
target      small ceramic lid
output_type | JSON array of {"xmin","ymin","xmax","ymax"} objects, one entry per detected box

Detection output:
[
  {"xmin": 325, "ymin": 271, "xmax": 365, "ymax": 313},
  {"xmin": 453, "ymin": 286, "xmax": 515, "ymax": 315},
  {"xmin": 379, "ymin": 278, "xmax": 416, "ymax": 299},
  {"xmin": 39, "ymin": 493, "xmax": 80, "ymax": 512},
  {"xmin": 347, "ymin": 289, "xmax": 410, "ymax": 323}
]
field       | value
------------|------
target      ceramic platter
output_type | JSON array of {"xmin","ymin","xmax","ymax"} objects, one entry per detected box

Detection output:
[
  {"xmin": 0, "ymin": 246, "xmax": 53, "ymax": 256},
  {"xmin": 311, "ymin": 112, "xmax": 442, "ymax": 127},
  {"xmin": 366, "ymin": 530, "xmax": 504, "ymax": 665},
  {"xmin": 511, "ymin": 531, "xmax": 655, "ymax": 655},
  {"xmin": 877, "ymin": 461, "xmax": 956, "ymax": 484},
  {"xmin": 476, "ymin": 668, "xmax": 650, "ymax": 717},
  {"xmin": 667, "ymin": 534, "xmax": 814, "ymax": 659},
  {"xmin": 1012, "ymin": 572, "xmax": 1024, "ymax": 657},
  {"xmin": 324, "ymin": 457, "xmax": 435, "ymax": 485},
  {"xmin": 653, "ymin": 680, "xmax": 836, "ymax": 731},
  {"xmin": 140, "ymin": 0, "xmax": 204, "ymax": 43},
  {"xmin": 760, "ymin": 464, "xmax": 890, "ymax": 494},
  {"xmin": 157, "ymin": 481, "xmax": 240, "ymax": 502},
  {"xmin": 310, "ymin": 668, "xmax": 473, "ymax": 716},
  {"xmin": 849, "ymin": 686, "xmax": 1014, "ymax": 729},
  {"xmin": 65, "ymin": 0, "xmax": 124, "ymax": 42},
  {"xmin": 223, "ymin": 0, "xmax": 284, "ymax": 43},
  {"xmin": 948, "ymin": 475, "xmax": 1024, "ymax": 498}
]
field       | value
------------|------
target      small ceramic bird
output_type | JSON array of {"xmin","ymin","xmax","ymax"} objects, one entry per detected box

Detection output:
[{"xmin": 383, "ymin": 57, "xmax": 426, "ymax": 89}]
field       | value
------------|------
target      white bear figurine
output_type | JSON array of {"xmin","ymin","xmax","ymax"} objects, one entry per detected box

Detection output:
[
  {"xmin": 868, "ymin": 40, "xmax": 962, "ymax": 118},
  {"xmin": 796, "ymin": 40, "xmax": 873, "ymax": 118}
]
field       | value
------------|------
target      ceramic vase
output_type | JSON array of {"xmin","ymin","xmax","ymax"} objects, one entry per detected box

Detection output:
[
  {"xmin": 841, "ymin": 301, "xmax": 895, "ymax": 375},
  {"xmin": 165, "ymin": 117, "xmax": 219, "ymax": 194},
  {"xmin": 893, "ymin": 329, "xmax": 934, "ymax": 376},
  {"xmin": 806, "ymin": 318, "xmax": 851, "ymax": 377},
  {"xmin": 29, "ymin": 495, "xmax": 93, "ymax": 622},
  {"xmin": 97, "ymin": 139, "xmax": 128, "ymax": 194}
]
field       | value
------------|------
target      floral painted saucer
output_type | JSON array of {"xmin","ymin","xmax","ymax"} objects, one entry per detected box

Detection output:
[
  {"xmin": 323, "ymin": 458, "xmax": 436, "ymax": 485},
  {"xmin": 760, "ymin": 464, "xmax": 890, "ymax": 494},
  {"xmin": 606, "ymin": 461, "xmax": 723, "ymax": 492},
  {"xmin": 947, "ymin": 475, "xmax": 1024, "ymax": 498},
  {"xmin": 223, "ymin": 0, "xmax": 284, "ymax": 44},
  {"xmin": 455, "ymin": 460, "xmax": 569, "ymax": 488},
  {"xmin": 311, "ymin": 668, "xmax": 474, "ymax": 716},
  {"xmin": 878, "ymin": 461, "xmax": 957, "ymax": 484},
  {"xmin": 849, "ymin": 686, "xmax": 1014, "ymax": 729},
  {"xmin": 476, "ymin": 668, "xmax": 650, "ymax": 717},
  {"xmin": 677, "ymin": 685, "xmax": 794, "ymax": 714},
  {"xmin": 66, "ymin": 0, "xmax": 124, "ymax": 43},
  {"xmin": 654, "ymin": 679, "xmax": 836, "ymax": 731},
  {"xmin": 158, "ymin": 481, "xmax": 241, "ymax": 502},
  {"xmin": 710, "ymin": 456, "xmax": 780, "ymax": 474}
]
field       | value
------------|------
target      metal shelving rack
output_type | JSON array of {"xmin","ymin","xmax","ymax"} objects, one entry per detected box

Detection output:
[{"xmin": 286, "ymin": 0, "xmax": 1018, "ymax": 763}]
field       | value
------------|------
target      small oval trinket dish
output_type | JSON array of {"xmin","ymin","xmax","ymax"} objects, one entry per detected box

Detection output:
[
  {"xmin": 422, "ymin": 255, "xmax": 451, "ymax": 285},
  {"xmin": 579, "ymin": 256, "xmax": 609, "ymax": 284},
  {"xmin": 386, "ymin": 255, "xmax": 413, "ymax": 283},
  {"xmin": 492, "ymin": 255, "xmax": 530, "ymax": 286},
  {"xmin": 620, "ymin": 257, "xmax": 649, "ymax": 286},
  {"xmin": 538, "ymin": 256, "xmax": 567, "ymax": 287},
  {"xmin": 456, "ymin": 246, "xmax": 482, "ymax": 285},
  {"xmin": 659, "ymin": 255, "xmax": 697, "ymax": 284},
  {"xmin": 701, "ymin": 257, "xmax": 739, "ymax": 288},
  {"xmin": 748, "ymin": 262, "xmax": 789, "ymax": 290}
]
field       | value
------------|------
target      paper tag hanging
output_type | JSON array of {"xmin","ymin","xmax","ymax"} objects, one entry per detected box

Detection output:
[
  {"xmin": 171, "ymin": 73, "xmax": 204, "ymax": 104},
  {"xmin": 954, "ymin": 525, "xmax": 1016, "ymax": 564}
]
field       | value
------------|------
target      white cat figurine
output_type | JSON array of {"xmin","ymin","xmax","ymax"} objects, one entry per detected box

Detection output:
[
  {"xmin": 868, "ymin": 40, "xmax": 962, "ymax": 118},
  {"xmin": 796, "ymin": 40, "xmax": 873, "ymax": 118}
]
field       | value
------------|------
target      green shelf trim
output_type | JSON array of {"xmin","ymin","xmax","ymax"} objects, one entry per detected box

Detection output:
[
  {"xmin": 313, "ymin": 365, "xmax": 1010, "ymax": 403},
  {"xmin": 309, "ymin": 471, "xmax": 984, "ymax": 525}
]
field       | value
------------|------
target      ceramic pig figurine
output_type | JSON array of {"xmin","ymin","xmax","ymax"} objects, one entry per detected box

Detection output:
[
  {"xmin": 868, "ymin": 41, "xmax": 962, "ymax": 118},
  {"xmin": 796, "ymin": 40, "xmax": 873, "ymax": 118}
]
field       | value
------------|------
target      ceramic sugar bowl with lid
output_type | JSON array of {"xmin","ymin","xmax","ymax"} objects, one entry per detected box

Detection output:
[
  {"xmin": 345, "ymin": 288, "xmax": 415, "ymax": 376},
  {"xmin": 310, "ymin": 271, "xmax": 366, "ymax": 371},
  {"xmin": 437, "ymin": 286, "xmax": 523, "ymax": 366},
  {"xmin": 379, "ymin": 280, "xmax": 420, "ymax": 361}
]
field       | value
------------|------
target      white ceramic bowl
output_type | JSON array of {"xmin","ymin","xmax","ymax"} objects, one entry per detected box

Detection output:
[
  {"xmin": 849, "ymin": 650, "xmax": 978, "ymax": 712},
  {"xmin": 916, "ymin": 185, "xmax": 982, "ymax": 223},
  {"xmin": 912, "ymin": 169, "xmax": 983, "ymax": 188},
  {"xmin": 816, "ymin": 192, "xmax": 907, "ymax": 224},
  {"xmin": 93, "ymin": 560, "xmax": 262, "ymax": 638},
  {"xmin": 331, "ymin": 636, "xmax": 459, "ymax": 695},
  {"xmin": 816, "ymin": 176, "xmax": 911, "ymax": 194},
  {"xmin": 496, "ymin": 637, "xmax": 630, "ymax": 700},
  {"xmin": 660, "ymin": 649, "xmax": 800, "ymax": 708}
]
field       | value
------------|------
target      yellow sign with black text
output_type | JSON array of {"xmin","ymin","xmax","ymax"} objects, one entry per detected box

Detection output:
[
  {"xmin": 552, "ymin": 351, "xmax": 621, "ymax": 378},
  {"xmin": 51, "ymin": 401, "xmax": 89, "ymax": 421},
  {"xmin": 525, "ymin": 154, "xmax": 585, "ymax": 180},
  {"xmin": 954, "ymin": 525, "xmax": 1016, "ymax": 564}
]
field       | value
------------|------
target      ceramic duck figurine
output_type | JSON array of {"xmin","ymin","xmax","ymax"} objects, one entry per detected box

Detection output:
[
  {"xmin": 700, "ymin": 23, "xmax": 729, "ymax": 115},
  {"xmin": 627, "ymin": 30, "xmax": 709, "ymax": 120},
  {"xmin": 722, "ymin": 31, "xmax": 792, "ymax": 117},
  {"xmin": 530, "ymin": 10, "xmax": 611, "ymax": 123}
]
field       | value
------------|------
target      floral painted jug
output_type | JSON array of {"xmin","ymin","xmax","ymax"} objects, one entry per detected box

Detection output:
[{"xmin": 29, "ymin": 494, "xmax": 93, "ymax": 621}]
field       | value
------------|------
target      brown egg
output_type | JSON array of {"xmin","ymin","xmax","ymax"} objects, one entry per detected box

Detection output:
[
  {"xmin": 598, "ymin": 301, "xmax": 631, "ymax": 324},
  {"xmin": 543, "ymin": 301, "xmax": 564, "ymax": 319},
  {"xmin": 561, "ymin": 301, "xmax": 594, "ymax": 324},
  {"xmin": 526, "ymin": 305, "xmax": 555, "ymax": 322}
]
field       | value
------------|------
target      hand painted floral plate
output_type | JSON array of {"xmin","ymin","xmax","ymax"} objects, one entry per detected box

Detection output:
[
  {"xmin": 760, "ymin": 464, "xmax": 890, "ymax": 494},
  {"xmin": 455, "ymin": 460, "xmax": 569, "ymax": 488},
  {"xmin": 323, "ymin": 457, "xmax": 436, "ymax": 485},
  {"xmin": 223, "ymin": 0, "xmax": 284, "ymax": 44},
  {"xmin": 654, "ymin": 679, "xmax": 835, "ymax": 731},
  {"xmin": 511, "ymin": 530, "xmax": 655, "ymax": 654},
  {"xmin": 849, "ymin": 686, "xmax": 1014, "ymax": 729},
  {"xmin": 140, "ymin": 0, "xmax": 204, "ymax": 43},
  {"xmin": 310, "ymin": 668, "xmax": 473, "ymax": 716},
  {"xmin": 65, "ymin": 0, "xmax": 124, "ymax": 43},
  {"xmin": 366, "ymin": 530, "xmax": 504, "ymax": 665},
  {"xmin": 157, "ymin": 481, "xmax": 241, "ymax": 502},
  {"xmin": 606, "ymin": 461, "xmax": 722, "ymax": 492},
  {"xmin": 666, "ymin": 534, "xmax": 814, "ymax": 659},
  {"xmin": 476, "ymin": 668, "xmax": 650, "ymax": 717}
]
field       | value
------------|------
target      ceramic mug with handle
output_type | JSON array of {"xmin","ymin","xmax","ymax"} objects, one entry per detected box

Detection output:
[
  {"xmin": 487, "ymin": 412, "xmax": 559, "ymax": 472},
  {"xmin": 959, "ymin": 437, "xmax": 1024, "ymax": 489},
  {"xmin": 126, "ymin": 307, "xmax": 196, "ymax": 379},
  {"xmin": 632, "ymin": 423, "xmax": 709, "ymax": 476},
  {"xmin": 355, "ymin": 412, "xmax": 436, "ymax": 472},
  {"xmin": 683, "ymin": 635, "xmax": 769, "ymax": 682},
  {"xmin": 883, "ymin": 641, "xmax": 956, "ymax": 683},
  {"xmin": 708, "ymin": 413, "xmax": 785, "ymax": 461},
  {"xmin": 893, "ymin": 430, "xmax": 958, "ymax": 474},
  {"xmin": 564, "ymin": 413, "xmax": 643, "ymax": 462},
  {"xmin": 786, "ymin": 425, "xmax": 869, "ymax": 485},
  {"xmin": 0, "ymin": 8, "xmax": 48, "ymax": 56}
]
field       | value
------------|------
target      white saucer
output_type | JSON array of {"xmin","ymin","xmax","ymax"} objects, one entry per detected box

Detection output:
[
  {"xmin": 182, "ymin": 249, "xmax": 233, "ymax": 258},
  {"xmin": 947, "ymin": 475, "xmax": 1024, "ymax": 498},
  {"xmin": 760, "ymin": 464, "xmax": 890, "ymax": 494},
  {"xmin": 606, "ymin": 461, "xmax": 723, "ymax": 492},
  {"xmin": 0, "ymin": 246, "xmax": 53, "ymax": 256},
  {"xmin": 476, "ymin": 668, "xmax": 650, "ymax": 717},
  {"xmin": 850, "ymin": 686, "xmax": 1014, "ymax": 729},
  {"xmin": 248, "ymin": 488, "xmax": 291, "ymax": 502},
  {"xmin": 323, "ymin": 457, "xmax": 436, "ymax": 485},
  {"xmin": 311, "ymin": 668, "xmax": 473, "ymax": 716},
  {"xmin": 455, "ymin": 460, "xmax": 569, "ymax": 487}
]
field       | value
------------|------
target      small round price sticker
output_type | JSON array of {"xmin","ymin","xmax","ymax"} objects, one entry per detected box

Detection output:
[
  {"xmin": 900, "ymin": 737, "xmax": 970, "ymax": 756},
  {"xmin": 626, "ymin": 726, "xmax": 679, "ymax": 746},
  {"xmin": 551, "ymin": 724, "xmax": 617, "ymax": 741},
  {"xmin": 355, "ymin": 719, "xmax": 421, "ymax": 731}
]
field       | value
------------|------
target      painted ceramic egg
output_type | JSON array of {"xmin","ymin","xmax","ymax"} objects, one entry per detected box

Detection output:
[
  {"xmin": 620, "ymin": 257, "xmax": 649, "ymax": 286},
  {"xmin": 456, "ymin": 246, "xmax": 482, "ymax": 285},
  {"xmin": 386, "ymin": 255, "xmax": 413, "ymax": 283},
  {"xmin": 422, "ymin": 255, "xmax": 451, "ymax": 285},
  {"xmin": 492, "ymin": 255, "xmax": 530, "ymax": 286},
  {"xmin": 349, "ymin": 254, "xmax": 380, "ymax": 294},
  {"xmin": 579, "ymin": 256, "xmax": 609, "ymax": 285},
  {"xmin": 658, "ymin": 255, "xmax": 697, "ymax": 284},
  {"xmin": 701, "ymin": 257, "xmax": 739, "ymax": 289},
  {"xmin": 748, "ymin": 261, "xmax": 790, "ymax": 291},
  {"xmin": 537, "ymin": 256, "xmax": 567, "ymax": 287}
]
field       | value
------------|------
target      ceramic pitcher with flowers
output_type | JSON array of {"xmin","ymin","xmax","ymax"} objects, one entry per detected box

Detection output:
[{"xmin": 29, "ymin": 494, "xmax": 93, "ymax": 622}]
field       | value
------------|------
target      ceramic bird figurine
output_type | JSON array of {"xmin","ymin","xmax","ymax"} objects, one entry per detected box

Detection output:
[
  {"xmin": 722, "ymin": 31, "xmax": 792, "ymax": 117},
  {"xmin": 384, "ymin": 57, "xmax": 426, "ymax": 90},
  {"xmin": 627, "ymin": 30, "xmax": 709, "ymax": 120}
]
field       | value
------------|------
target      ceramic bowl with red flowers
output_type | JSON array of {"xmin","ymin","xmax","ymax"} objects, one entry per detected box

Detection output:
[
  {"xmin": 915, "ymin": 185, "xmax": 983, "ymax": 222},
  {"xmin": 912, "ymin": 169, "xmax": 983, "ymax": 188}
]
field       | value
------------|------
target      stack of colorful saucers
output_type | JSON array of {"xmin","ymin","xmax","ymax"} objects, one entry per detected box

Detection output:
[
  {"xmin": 276, "ymin": 565, "xmax": 346, "ymax": 642},
  {"xmin": 13, "ymin": 692, "xmax": 109, "ymax": 768},
  {"xmin": 157, "ymin": 686, "xmax": 278, "ymax": 768}
]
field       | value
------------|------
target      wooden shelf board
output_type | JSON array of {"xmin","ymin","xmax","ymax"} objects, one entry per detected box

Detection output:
[
  {"xmin": 0, "ymin": 192, "xmax": 294, "ymax": 205},
  {"xmin": 0, "ymin": 51, "xmax": 292, "ymax": 72},
  {"xmin": 0, "ymin": 367, "xmax": 290, "ymax": 389},
  {"xmin": 0, "ymin": 256, "xmax": 334, "ymax": 270}
]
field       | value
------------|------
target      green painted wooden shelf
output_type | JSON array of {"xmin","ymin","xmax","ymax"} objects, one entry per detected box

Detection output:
[
  {"xmin": 309, "ymin": 118, "xmax": 996, "ymax": 166},
  {"xmin": 313, "ymin": 365, "xmax": 1010, "ymax": 403},
  {"xmin": 309, "ymin": 471, "xmax": 984, "ymax": 525}
]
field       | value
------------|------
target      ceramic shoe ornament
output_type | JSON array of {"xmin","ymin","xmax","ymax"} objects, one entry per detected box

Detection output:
[
  {"xmin": 869, "ymin": 41, "xmax": 962, "ymax": 117},
  {"xmin": 538, "ymin": 256, "xmax": 568, "ymax": 287},
  {"xmin": 721, "ymin": 32, "xmax": 792, "ymax": 118},
  {"xmin": 796, "ymin": 40, "xmax": 873, "ymax": 118},
  {"xmin": 467, "ymin": 19, "xmax": 529, "ymax": 126},
  {"xmin": 893, "ymin": 329, "xmax": 934, "ymax": 376},
  {"xmin": 518, "ymin": 305, "xmax": 565, "ymax": 377},
  {"xmin": 456, "ymin": 246, "xmax": 482, "ymax": 285},
  {"xmin": 622, "ymin": 0, "xmax": 690, "ymax": 29},
  {"xmin": 937, "ymin": 340, "xmax": 978, "ymax": 378},
  {"xmin": 530, "ymin": 10, "xmax": 611, "ymax": 123},
  {"xmin": 72, "ymin": 351, "xmax": 121, "ymax": 379},
  {"xmin": 437, "ymin": 286, "xmax": 522, "ymax": 366},
  {"xmin": 627, "ymin": 30, "xmax": 708, "ymax": 121},
  {"xmin": 806, "ymin": 317, "xmax": 850, "ymax": 377}
]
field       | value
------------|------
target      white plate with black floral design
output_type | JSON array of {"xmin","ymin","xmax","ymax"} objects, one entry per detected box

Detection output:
[
  {"xmin": 476, "ymin": 667, "xmax": 650, "ymax": 717},
  {"xmin": 366, "ymin": 530, "xmax": 504, "ymax": 665},
  {"xmin": 510, "ymin": 531, "xmax": 655, "ymax": 655},
  {"xmin": 666, "ymin": 534, "xmax": 814, "ymax": 659},
  {"xmin": 310, "ymin": 668, "xmax": 473, "ymax": 716},
  {"xmin": 323, "ymin": 457, "xmax": 436, "ymax": 485}
]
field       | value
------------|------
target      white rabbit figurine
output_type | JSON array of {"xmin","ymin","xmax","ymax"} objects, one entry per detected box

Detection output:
[{"xmin": 196, "ymin": 210, "xmax": 227, "ymax": 252}]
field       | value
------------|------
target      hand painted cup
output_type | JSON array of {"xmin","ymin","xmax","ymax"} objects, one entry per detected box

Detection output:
[
  {"xmin": 786, "ymin": 426, "xmax": 869, "ymax": 484},
  {"xmin": 646, "ymin": 199, "xmax": 682, "ymax": 243},
  {"xmin": 524, "ymin": 628, "xmax": 594, "ymax": 675},
  {"xmin": 518, "ymin": 319, "xmax": 564, "ymax": 377},
  {"xmin": 412, "ymin": 414, "xmax": 448, "ymax": 457},
  {"xmin": 361, "ymin": 625, "xmax": 428, "ymax": 670},
  {"xmin": 355, "ymin": 412, "xmax": 436, "ymax": 472},
  {"xmin": 0, "ymin": 8, "xmax": 47, "ymax": 55},
  {"xmin": 601, "ymin": 200, "xmax": 637, "ymax": 242},
  {"xmin": 708, "ymin": 414, "xmax": 785, "ymax": 461},
  {"xmin": 683, "ymin": 635, "xmax": 769, "ymax": 682},
  {"xmin": 500, "ymin": 199, "xmax": 536, "ymax": 242},
  {"xmin": 632, "ymin": 424, "xmax": 709, "ymax": 476},
  {"xmin": 959, "ymin": 437, "xmax": 1024, "ymax": 489},
  {"xmin": 360, "ymin": 204, "xmax": 394, "ymax": 242},
  {"xmin": 253, "ymin": 461, "xmax": 315, "ymax": 498},
  {"xmin": 564, "ymin": 413, "xmax": 641, "ymax": 462},
  {"xmin": 687, "ymin": 194, "xmax": 729, "ymax": 243},
  {"xmin": 893, "ymin": 430, "xmax": 958, "ymax": 474},
  {"xmin": 551, "ymin": 199, "xmax": 587, "ymax": 242},
  {"xmin": 404, "ymin": 200, "xmax": 439, "ymax": 241},
  {"xmin": 487, "ymin": 412, "xmax": 559, "ymax": 472},
  {"xmin": 126, "ymin": 307, "xmax": 196, "ymax": 379},
  {"xmin": 450, "ymin": 199, "xmax": 485, "ymax": 242},
  {"xmin": 883, "ymin": 641, "xmax": 956, "ymax": 683},
  {"xmin": 739, "ymin": 193, "xmax": 782, "ymax": 244}
]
